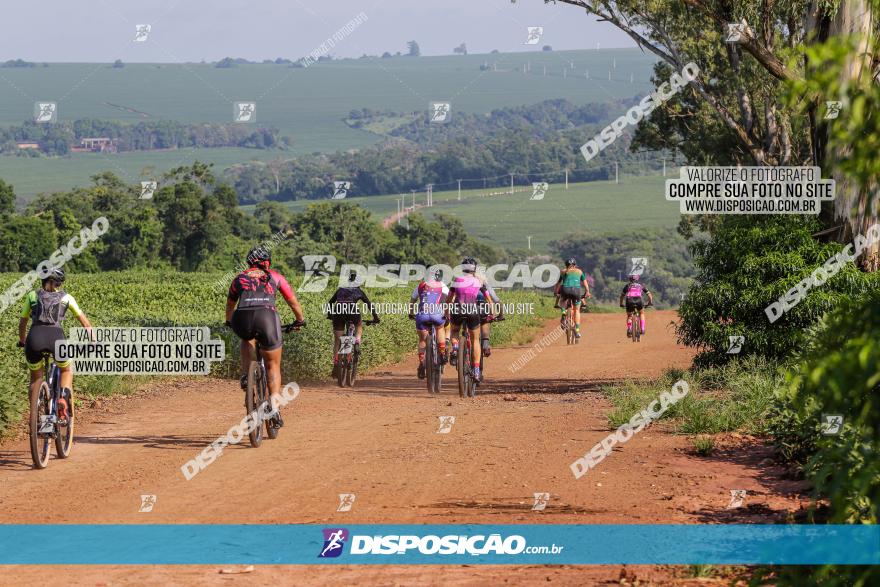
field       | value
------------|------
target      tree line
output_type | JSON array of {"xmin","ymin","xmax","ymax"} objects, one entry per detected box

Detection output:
[{"xmin": 0, "ymin": 119, "xmax": 288, "ymax": 156}]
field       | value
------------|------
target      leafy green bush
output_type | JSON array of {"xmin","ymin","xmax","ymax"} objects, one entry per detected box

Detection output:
[
  {"xmin": 604, "ymin": 356, "xmax": 783, "ymax": 435},
  {"xmin": 769, "ymin": 288, "xmax": 879, "ymax": 524},
  {"xmin": 677, "ymin": 216, "xmax": 878, "ymax": 366}
]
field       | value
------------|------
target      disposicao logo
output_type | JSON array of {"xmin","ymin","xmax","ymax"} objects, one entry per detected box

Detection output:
[{"xmin": 319, "ymin": 528, "xmax": 349, "ymax": 558}]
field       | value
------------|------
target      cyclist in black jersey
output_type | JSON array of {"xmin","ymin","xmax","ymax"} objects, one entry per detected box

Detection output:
[{"xmin": 326, "ymin": 271, "xmax": 380, "ymax": 376}]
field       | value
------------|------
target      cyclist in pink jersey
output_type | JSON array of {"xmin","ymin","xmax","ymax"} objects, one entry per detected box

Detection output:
[
  {"xmin": 409, "ymin": 268, "xmax": 450, "ymax": 379},
  {"xmin": 226, "ymin": 246, "xmax": 305, "ymax": 426},
  {"xmin": 447, "ymin": 258, "xmax": 496, "ymax": 382},
  {"xmin": 619, "ymin": 274, "xmax": 654, "ymax": 338}
]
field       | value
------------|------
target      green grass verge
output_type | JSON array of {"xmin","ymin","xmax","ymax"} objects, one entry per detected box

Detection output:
[{"xmin": 603, "ymin": 356, "xmax": 784, "ymax": 435}]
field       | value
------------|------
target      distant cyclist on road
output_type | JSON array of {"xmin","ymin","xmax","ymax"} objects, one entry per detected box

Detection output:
[
  {"xmin": 18, "ymin": 268, "xmax": 92, "ymax": 426},
  {"xmin": 409, "ymin": 268, "xmax": 449, "ymax": 379},
  {"xmin": 326, "ymin": 271, "xmax": 380, "ymax": 377},
  {"xmin": 227, "ymin": 247, "xmax": 305, "ymax": 427},
  {"xmin": 554, "ymin": 258, "xmax": 591, "ymax": 339},
  {"xmin": 447, "ymin": 258, "xmax": 499, "ymax": 383},
  {"xmin": 619, "ymin": 274, "xmax": 654, "ymax": 337}
]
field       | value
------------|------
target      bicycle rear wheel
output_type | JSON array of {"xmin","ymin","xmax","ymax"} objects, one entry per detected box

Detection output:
[
  {"xmin": 632, "ymin": 313, "xmax": 641, "ymax": 342},
  {"xmin": 29, "ymin": 382, "xmax": 52, "ymax": 469},
  {"xmin": 54, "ymin": 373, "xmax": 74, "ymax": 458},
  {"xmin": 346, "ymin": 344, "xmax": 359, "ymax": 387},
  {"xmin": 265, "ymin": 371, "xmax": 279, "ymax": 440},
  {"xmin": 425, "ymin": 330, "xmax": 436, "ymax": 393},
  {"xmin": 457, "ymin": 337, "xmax": 468, "ymax": 398},
  {"xmin": 246, "ymin": 361, "xmax": 264, "ymax": 448}
]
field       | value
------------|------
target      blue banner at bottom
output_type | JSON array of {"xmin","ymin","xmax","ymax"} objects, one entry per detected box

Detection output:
[{"xmin": 0, "ymin": 525, "xmax": 877, "ymax": 565}]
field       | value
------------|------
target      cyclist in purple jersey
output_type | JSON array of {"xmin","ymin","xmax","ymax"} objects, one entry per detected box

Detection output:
[
  {"xmin": 619, "ymin": 274, "xmax": 654, "ymax": 337},
  {"xmin": 408, "ymin": 268, "xmax": 449, "ymax": 379}
]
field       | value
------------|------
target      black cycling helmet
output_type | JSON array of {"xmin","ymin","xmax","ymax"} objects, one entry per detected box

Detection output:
[
  {"xmin": 565, "ymin": 257, "xmax": 577, "ymax": 267},
  {"xmin": 43, "ymin": 267, "xmax": 65, "ymax": 284},
  {"xmin": 246, "ymin": 246, "xmax": 271, "ymax": 270},
  {"xmin": 629, "ymin": 274, "xmax": 640, "ymax": 282},
  {"xmin": 431, "ymin": 268, "xmax": 443, "ymax": 281},
  {"xmin": 461, "ymin": 257, "xmax": 476, "ymax": 273}
]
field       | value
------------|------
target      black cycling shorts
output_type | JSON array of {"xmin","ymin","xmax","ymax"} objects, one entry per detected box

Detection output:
[
  {"xmin": 25, "ymin": 325, "xmax": 66, "ymax": 368},
  {"xmin": 625, "ymin": 297, "xmax": 644, "ymax": 312},
  {"xmin": 560, "ymin": 286, "xmax": 584, "ymax": 302},
  {"xmin": 450, "ymin": 312, "xmax": 481, "ymax": 331},
  {"xmin": 331, "ymin": 314, "xmax": 362, "ymax": 332},
  {"xmin": 232, "ymin": 308, "xmax": 282, "ymax": 350}
]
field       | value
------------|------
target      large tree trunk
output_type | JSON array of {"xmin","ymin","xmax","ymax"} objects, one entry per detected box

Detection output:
[{"xmin": 822, "ymin": 1, "xmax": 878, "ymax": 269}]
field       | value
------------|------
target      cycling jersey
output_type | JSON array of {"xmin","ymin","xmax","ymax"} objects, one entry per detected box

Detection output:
[
  {"xmin": 411, "ymin": 279, "xmax": 449, "ymax": 316},
  {"xmin": 449, "ymin": 274, "xmax": 485, "ymax": 307},
  {"xmin": 22, "ymin": 289, "xmax": 83, "ymax": 327},
  {"xmin": 327, "ymin": 286, "xmax": 373, "ymax": 331},
  {"xmin": 622, "ymin": 283, "xmax": 650, "ymax": 299},
  {"xmin": 559, "ymin": 268, "xmax": 586, "ymax": 289},
  {"xmin": 22, "ymin": 289, "xmax": 83, "ymax": 370},
  {"xmin": 228, "ymin": 268, "xmax": 294, "ymax": 311}
]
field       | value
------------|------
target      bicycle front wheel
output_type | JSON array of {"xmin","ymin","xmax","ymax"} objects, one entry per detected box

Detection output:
[
  {"xmin": 29, "ymin": 382, "xmax": 52, "ymax": 469},
  {"xmin": 54, "ymin": 385, "xmax": 74, "ymax": 459}
]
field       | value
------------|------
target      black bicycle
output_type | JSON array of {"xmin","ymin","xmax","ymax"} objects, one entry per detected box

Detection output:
[
  {"xmin": 24, "ymin": 348, "xmax": 73, "ymax": 469},
  {"xmin": 244, "ymin": 320, "xmax": 305, "ymax": 448},
  {"xmin": 335, "ymin": 319, "xmax": 378, "ymax": 388}
]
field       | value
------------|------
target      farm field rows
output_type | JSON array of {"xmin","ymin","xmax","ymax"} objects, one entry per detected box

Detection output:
[
  {"xmin": 0, "ymin": 49, "xmax": 656, "ymax": 198},
  {"xmin": 249, "ymin": 175, "xmax": 679, "ymax": 252}
]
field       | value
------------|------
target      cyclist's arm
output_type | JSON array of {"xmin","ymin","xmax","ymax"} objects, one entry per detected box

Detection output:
[
  {"xmin": 645, "ymin": 289, "xmax": 654, "ymax": 305},
  {"xmin": 482, "ymin": 284, "xmax": 502, "ymax": 317},
  {"xmin": 580, "ymin": 272, "xmax": 591, "ymax": 298},
  {"xmin": 277, "ymin": 275, "xmax": 304, "ymax": 322},
  {"xmin": 18, "ymin": 292, "xmax": 33, "ymax": 345},
  {"xmin": 408, "ymin": 284, "xmax": 420, "ymax": 318},
  {"xmin": 65, "ymin": 294, "xmax": 93, "ymax": 334},
  {"xmin": 359, "ymin": 289, "xmax": 380, "ymax": 322},
  {"xmin": 226, "ymin": 279, "xmax": 240, "ymax": 322}
]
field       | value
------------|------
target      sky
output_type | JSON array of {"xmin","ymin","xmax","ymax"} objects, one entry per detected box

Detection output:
[{"xmin": 0, "ymin": 0, "xmax": 636, "ymax": 62}]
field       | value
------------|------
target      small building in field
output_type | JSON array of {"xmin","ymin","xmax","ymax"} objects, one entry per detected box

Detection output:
[
  {"xmin": 15, "ymin": 141, "xmax": 40, "ymax": 150},
  {"xmin": 78, "ymin": 137, "xmax": 118, "ymax": 153}
]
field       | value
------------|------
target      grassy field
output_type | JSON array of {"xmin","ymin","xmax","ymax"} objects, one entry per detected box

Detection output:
[
  {"xmin": 0, "ymin": 148, "xmax": 283, "ymax": 197},
  {"xmin": 0, "ymin": 49, "xmax": 656, "ymax": 198},
  {"xmin": 245, "ymin": 175, "xmax": 679, "ymax": 252}
]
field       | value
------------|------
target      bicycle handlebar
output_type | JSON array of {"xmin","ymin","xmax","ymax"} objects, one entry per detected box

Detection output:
[{"xmin": 282, "ymin": 320, "xmax": 307, "ymax": 333}]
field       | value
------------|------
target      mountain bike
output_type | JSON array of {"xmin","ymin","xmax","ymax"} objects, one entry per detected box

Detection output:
[
  {"xmin": 425, "ymin": 324, "xmax": 444, "ymax": 394},
  {"xmin": 560, "ymin": 298, "xmax": 579, "ymax": 345},
  {"xmin": 245, "ymin": 320, "xmax": 305, "ymax": 448},
  {"xmin": 335, "ymin": 319, "xmax": 378, "ymax": 388},
  {"xmin": 25, "ymin": 348, "xmax": 73, "ymax": 469},
  {"xmin": 450, "ymin": 317, "xmax": 483, "ymax": 398},
  {"xmin": 624, "ymin": 301, "xmax": 652, "ymax": 343}
]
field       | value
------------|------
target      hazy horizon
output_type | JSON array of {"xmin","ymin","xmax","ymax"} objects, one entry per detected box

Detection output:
[{"xmin": 0, "ymin": 0, "xmax": 636, "ymax": 63}]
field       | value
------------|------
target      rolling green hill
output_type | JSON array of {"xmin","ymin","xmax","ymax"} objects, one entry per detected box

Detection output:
[
  {"xmin": 244, "ymin": 175, "xmax": 679, "ymax": 252},
  {"xmin": 0, "ymin": 49, "xmax": 657, "ymax": 199}
]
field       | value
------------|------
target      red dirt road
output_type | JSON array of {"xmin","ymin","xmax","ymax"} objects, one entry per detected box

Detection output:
[{"xmin": 0, "ymin": 311, "xmax": 808, "ymax": 585}]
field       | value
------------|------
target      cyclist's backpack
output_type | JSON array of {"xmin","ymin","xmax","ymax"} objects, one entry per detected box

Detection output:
[
  {"xmin": 235, "ymin": 269, "xmax": 278, "ymax": 310},
  {"xmin": 625, "ymin": 283, "xmax": 645, "ymax": 298},
  {"xmin": 34, "ymin": 290, "xmax": 68, "ymax": 326}
]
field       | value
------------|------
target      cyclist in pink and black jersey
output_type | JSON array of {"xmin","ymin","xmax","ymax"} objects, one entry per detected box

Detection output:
[
  {"xmin": 619, "ymin": 274, "xmax": 653, "ymax": 338},
  {"xmin": 447, "ymin": 258, "xmax": 500, "ymax": 382},
  {"xmin": 226, "ymin": 246, "xmax": 305, "ymax": 426}
]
